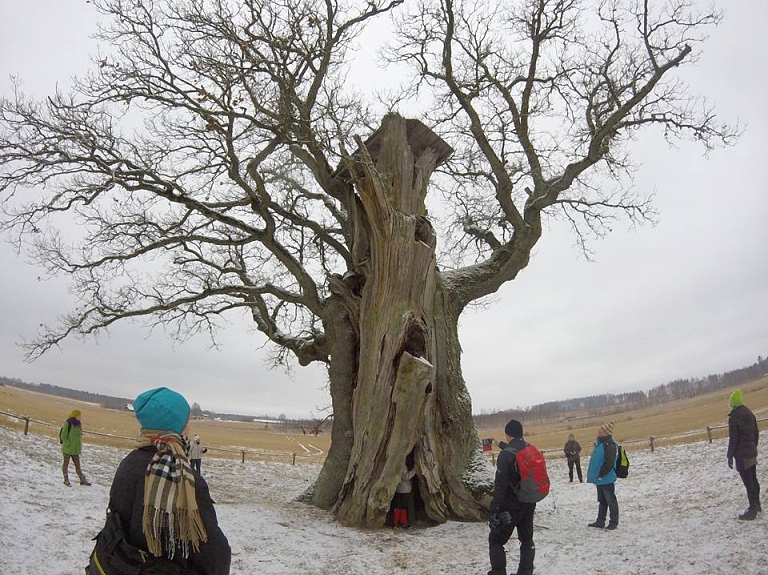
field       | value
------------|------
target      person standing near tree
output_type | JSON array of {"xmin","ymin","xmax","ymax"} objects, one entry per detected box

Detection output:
[
  {"xmin": 189, "ymin": 434, "xmax": 208, "ymax": 475},
  {"xmin": 587, "ymin": 421, "xmax": 618, "ymax": 530},
  {"xmin": 487, "ymin": 419, "xmax": 537, "ymax": 575},
  {"xmin": 59, "ymin": 409, "xmax": 91, "ymax": 487},
  {"xmin": 563, "ymin": 433, "xmax": 583, "ymax": 483},
  {"xmin": 392, "ymin": 462, "xmax": 416, "ymax": 529},
  {"xmin": 727, "ymin": 390, "xmax": 761, "ymax": 520}
]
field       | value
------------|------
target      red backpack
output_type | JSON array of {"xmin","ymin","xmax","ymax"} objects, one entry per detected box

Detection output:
[{"xmin": 504, "ymin": 443, "xmax": 550, "ymax": 503}]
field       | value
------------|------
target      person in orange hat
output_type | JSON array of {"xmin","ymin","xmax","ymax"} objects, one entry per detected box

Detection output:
[{"xmin": 59, "ymin": 409, "xmax": 91, "ymax": 486}]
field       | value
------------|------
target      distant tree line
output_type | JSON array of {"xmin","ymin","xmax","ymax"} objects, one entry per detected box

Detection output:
[
  {"xmin": 0, "ymin": 376, "xmax": 133, "ymax": 411},
  {"xmin": 474, "ymin": 355, "xmax": 768, "ymax": 428},
  {"xmin": 4, "ymin": 353, "xmax": 765, "ymax": 429},
  {"xmin": 0, "ymin": 375, "xmax": 331, "ymax": 432}
]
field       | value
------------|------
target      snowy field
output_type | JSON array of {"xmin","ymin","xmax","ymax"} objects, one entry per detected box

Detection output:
[{"xmin": 0, "ymin": 425, "xmax": 765, "ymax": 575}]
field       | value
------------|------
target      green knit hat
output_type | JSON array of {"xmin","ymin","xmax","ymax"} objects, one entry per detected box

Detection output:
[{"xmin": 729, "ymin": 390, "xmax": 743, "ymax": 408}]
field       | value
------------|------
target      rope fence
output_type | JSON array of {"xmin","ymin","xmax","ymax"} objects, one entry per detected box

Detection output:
[
  {"xmin": 4, "ymin": 408, "xmax": 765, "ymax": 467},
  {"xmin": 0, "ymin": 409, "xmax": 320, "ymax": 465},
  {"xmin": 483, "ymin": 418, "xmax": 767, "ymax": 465}
]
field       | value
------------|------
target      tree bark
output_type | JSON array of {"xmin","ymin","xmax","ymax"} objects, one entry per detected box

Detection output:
[{"xmin": 314, "ymin": 114, "xmax": 492, "ymax": 527}]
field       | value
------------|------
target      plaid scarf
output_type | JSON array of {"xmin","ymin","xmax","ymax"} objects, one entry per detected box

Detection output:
[{"xmin": 138, "ymin": 430, "xmax": 208, "ymax": 558}]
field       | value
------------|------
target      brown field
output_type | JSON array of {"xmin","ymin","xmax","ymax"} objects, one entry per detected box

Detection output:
[{"xmin": 2, "ymin": 375, "xmax": 767, "ymax": 463}]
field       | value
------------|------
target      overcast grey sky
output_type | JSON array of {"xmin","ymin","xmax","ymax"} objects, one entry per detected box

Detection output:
[{"xmin": 0, "ymin": 0, "xmax": 766, "ymax": 419}]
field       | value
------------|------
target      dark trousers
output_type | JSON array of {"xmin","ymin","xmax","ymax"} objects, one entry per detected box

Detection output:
[
  {"xmin": 595, "ymin": 483, "xmax": 619, "ymax": 527},
  {"xmin": 736, "ymin": 458, "xmax": 761, "ymax": 510},
  {"xmin": 488, "ymin": 504, "xmax": 535, "ymax": 575},
  {"xmin": 568, "ymin": 458, "xmax": 583, "ymax": 482},
  {"xmin": 191, "ymin": 458, "xmax": 202, "ymax": 474}
]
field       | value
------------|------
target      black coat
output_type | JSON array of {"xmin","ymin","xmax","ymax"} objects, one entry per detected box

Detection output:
[
  {"xmin": 727, "ymin": 405, "xmax": 759, "ymax": 461},
  {"xmin": 109, "ymin": 446, "xmax": 231, "ymax": 575}
]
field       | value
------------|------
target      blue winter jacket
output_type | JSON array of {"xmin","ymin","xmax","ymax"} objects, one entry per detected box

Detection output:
[{"xmin": 586, "ymin": 436, "xmax": 617, "ymax": 485}]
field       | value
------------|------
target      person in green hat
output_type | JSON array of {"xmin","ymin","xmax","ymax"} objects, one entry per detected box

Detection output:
[{"xmin": 727, "ymin": 390, "xmax": 761, "ymax": 520}]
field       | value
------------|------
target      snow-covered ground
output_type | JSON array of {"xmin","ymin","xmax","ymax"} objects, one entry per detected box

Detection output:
[{"xmin": 0, "ymin": 425, "xmax": 765, "ymax": 574}]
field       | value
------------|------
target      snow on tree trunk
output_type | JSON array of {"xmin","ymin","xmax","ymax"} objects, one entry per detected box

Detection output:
[{"xmin": 321, "ymin": 114, "xmax": 491, "ymax": 527}]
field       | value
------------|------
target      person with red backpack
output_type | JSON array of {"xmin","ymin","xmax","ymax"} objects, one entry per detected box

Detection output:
[{"xmin": 488, "ymin": 419, "xmax": 543, "ymax": 575}]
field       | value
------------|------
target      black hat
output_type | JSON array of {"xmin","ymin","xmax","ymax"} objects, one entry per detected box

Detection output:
[{"xmin": 505, "ymin": 419, "xmax": 523, "ymax": 438}]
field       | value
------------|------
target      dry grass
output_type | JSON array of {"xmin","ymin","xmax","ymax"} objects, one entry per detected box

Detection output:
[
  {"xmin": 478, "ymin": 376, "xmax": 768, "ymax": 455},
  {"xmin": 2, "ymin": 376, "xmax": 766, "ymax": 463},
  {"xmin": 0, "ymin": 385, "xmax": 331, "ymax": 463}
]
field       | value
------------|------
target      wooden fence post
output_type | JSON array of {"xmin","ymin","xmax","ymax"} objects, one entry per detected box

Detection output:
[
  {"xmin": 706, "ymin": 426, "xmax": 712, "ymax": 444},
  {"xmin": 23, "ymin": 417, "xmax": 30, "ymax": 435},
  {"xmin": 240, "ymin": 449, "xmax": 245, "ymax": 463},
  {"xmin": 292, "ymin": 453, "xmax": 296, "ymax": 465},
  {"xmin": 649, "ymin": 436, "xmax": 655, "ymax": 453}
]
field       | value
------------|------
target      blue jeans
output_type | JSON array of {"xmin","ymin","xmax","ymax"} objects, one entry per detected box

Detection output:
[{"xmin": 595, "ymin": 483, "xmax": 619, "ymax": 526}]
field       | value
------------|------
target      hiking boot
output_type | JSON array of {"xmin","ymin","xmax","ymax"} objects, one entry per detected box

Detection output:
[
  {"xmin": 738, "ymin": 508, "xmax": 757, "ymax": 521},
  {"xmin": 605, "ymin": 524, "xmax": 618, "ymax": 531},
  {"xmin": 80, "ymin": 479, "xmax": 92, "ymax": 486},
  {"xmin": 588, "ymin": 521, "xmax": 605, "ymax": 528},
  {"xmin": 63, "ymin": 479, "xmax": 71, "ymax": 487}
]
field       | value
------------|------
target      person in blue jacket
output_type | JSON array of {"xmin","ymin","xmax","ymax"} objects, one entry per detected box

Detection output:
[{"xmin": 586, "ymin": 421, "xmax": 619, "ymax": 530}]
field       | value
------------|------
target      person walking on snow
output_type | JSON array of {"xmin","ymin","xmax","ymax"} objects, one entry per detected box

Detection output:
[
  {"xmin": 587, "ymin": 421, "xmax": 618, "ymax": 530},
  {"xmin": 563, "ymin": 433, "xmax": 583, "ymax": 483},
  {"xmin": 189, "ymin": 434, "xmax": 208, "ymax": 475},
  {"xmin": 60, "ymin": 409, "xmax": 91, "ymax": 486},
  {"xmin": 487, "ymin": 419, "xmax": 537, "ymax": 575},
  {"xmin": 727, "ymin": 389, "xmax": 761, "ymax": 520}
]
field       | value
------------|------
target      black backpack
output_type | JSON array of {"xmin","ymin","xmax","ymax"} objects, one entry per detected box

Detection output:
[
  {"xmin": 59, "ymin": 423, "xmax": 69, "ymax": 444},
  {"xmin": 87, "ymin": 510, "xmax": 201, "ymax": 574},
  {"xmin": 615, "ymin": 443, "xmax": 630, "ymax": 479}
]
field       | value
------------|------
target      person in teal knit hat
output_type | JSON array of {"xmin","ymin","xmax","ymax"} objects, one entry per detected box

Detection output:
[
  {"xmin": 60, "ymin": 409, "xmax": 91, "ymax": 486},
  {"xmin": 88, "ymin": 387, "xmax": 230, "ymax": 575},
  {"xmin": 727, "ymin": 390, "xmax": 761, "ymax": 520}
]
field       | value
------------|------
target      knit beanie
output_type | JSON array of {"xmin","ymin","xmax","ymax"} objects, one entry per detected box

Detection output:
[
  {"xmin": 729, "ymin": 390, "xmax": 743, "ymax": 408},
  {"xmin": 68, "ymin": 409, "xmax": 81, "ymax": 419},
  {"xmin": 600, "ymin": 421, "xmax": 615, "ymax": 435},
  {"xmin": 134, "ymin": 387, "xmax": 190, "ymax": 434},
  {"xmin": 504, "ymin": 419, "xmax": 524, "ymax": 438}
]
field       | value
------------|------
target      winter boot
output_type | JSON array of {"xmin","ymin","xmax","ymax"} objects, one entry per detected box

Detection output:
[
  {"xmin": 738, "ymin": 508, "xmax": 757, "ymax": 521},
  {"xmin": 514, "ymin": 542, "xmax": 535, "ymax": 575},
  {"xmin": 79, "ymin": 477, "xmax": 92, "ymax": 486},
  {"xmin": 588, "ymin": 521, "xmax": 604, "ymax": 528},
  {"xmin": 63, "ymin": 472, "xmax": 71, "ymax": 487}
]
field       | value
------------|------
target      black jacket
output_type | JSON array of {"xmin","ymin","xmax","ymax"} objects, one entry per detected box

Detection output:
[
  {"xmin": 109, "ymin": 446, "xmax": 231, "ymax": 575},
  {"xmin": 490, "ymin": 438, "xmax": 535, "ymax": 514},
  {"xmin": 728, "ymin": 405, "xmax": 759, "ymax": 460},
  {"xmin": 563, "ymin": 439, "xmax": 582, "ymax": 462}
]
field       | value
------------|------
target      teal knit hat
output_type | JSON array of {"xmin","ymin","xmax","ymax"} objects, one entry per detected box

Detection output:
[
  {"xmin": 729, "ymin": 390, "xmax": 743, "ymax": 408},
  {"xmin": 134, "ymin": 387, "xmax": 190, "ymax": 433}
]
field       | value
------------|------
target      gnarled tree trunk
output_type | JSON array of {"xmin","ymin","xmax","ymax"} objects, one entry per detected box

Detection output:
[{"xmin": 311, "ymin": 114, "xmax": 492, "ymax": 527}]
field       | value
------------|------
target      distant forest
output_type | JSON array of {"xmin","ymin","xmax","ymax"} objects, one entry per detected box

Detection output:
[
  {"xmin": 2, "ymin": 355, "xmax": 766, "ymax": 427},
  {"xmin": 473, "ymin": 354, "xmax": 768, "ymax": 428}
]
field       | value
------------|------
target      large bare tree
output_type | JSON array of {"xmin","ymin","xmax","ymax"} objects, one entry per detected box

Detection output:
[{"xmin": 0, "ymin": 0, "xmax": 734, "ymax": 527}]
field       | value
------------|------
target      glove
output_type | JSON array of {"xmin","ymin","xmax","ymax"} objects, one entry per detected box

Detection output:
[
  {"xmin": 498, "ymin": 511, "xmax": 512, "ymax": 526},
  {"xmin": 727, "ymin": 457, "xmax": 733, "ymax": 469},
  {"xmin": 489, "ymin": 514, "xmax": 501, "ymax": 530}
]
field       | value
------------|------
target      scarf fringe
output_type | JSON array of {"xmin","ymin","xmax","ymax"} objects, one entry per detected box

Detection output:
[{"xmin": 143, "ymin": 507, "xmax": 208, "ymax": 558}]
